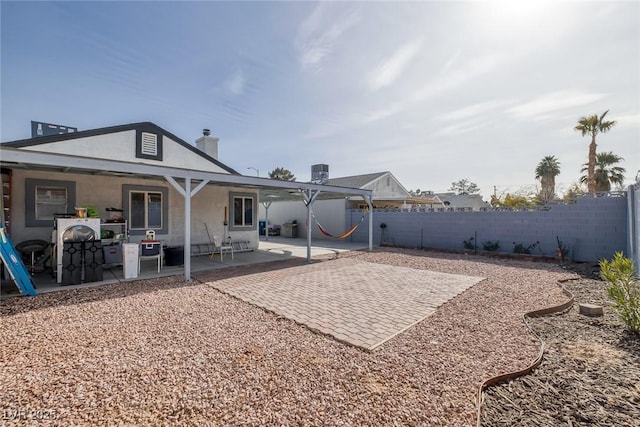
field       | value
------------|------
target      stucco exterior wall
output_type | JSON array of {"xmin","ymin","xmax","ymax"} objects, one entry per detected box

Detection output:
[
  {"xmin": 21, "ymin": 131, "xmax": 230, "ymax": 173},
  {"xmin": 7, "ymin": 169, "xmax": 258, "ymax": 249},
  {"xmin": 259, "ymin": 198, "xmax": 346, "ymax": 240}
]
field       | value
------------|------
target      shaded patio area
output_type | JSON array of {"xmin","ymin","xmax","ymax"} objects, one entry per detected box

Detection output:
[{"xmin": 0, "ymin": 237, "xmax": 369, "ymax": 297}]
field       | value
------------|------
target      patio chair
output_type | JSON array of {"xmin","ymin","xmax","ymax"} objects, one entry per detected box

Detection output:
[
  {"xmin": 213, "ymin": 236, "xmax": 233, "ymax": 262},
  {"xmin": 138, "ymin": 240, "xmax": 162, "ymax": 273}
]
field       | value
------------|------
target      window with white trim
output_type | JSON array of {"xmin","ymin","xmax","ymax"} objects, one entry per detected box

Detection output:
[
  {"xmin": 36, "ymin": 186, "xmax": 68, "ymax": 220},
  {"xmin": 129, "ymin": 190, "xmax": 163, "ymax": 230},
  {"xmin": 25, "ymin": 178, "xmax": 76, "ymax": 227},
  {"xmin": 228, "ymin": 192, "xmax": 256, "ymax": 231}
]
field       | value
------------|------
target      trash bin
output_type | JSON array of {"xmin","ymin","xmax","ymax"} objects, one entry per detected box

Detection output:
[
  {"xmin": 164, "ymin": 246, "xmax": 184, "ymax": 266},
  {"xmin": 122, "ymin": 243, "xmax": 139, "ymax": 279},
  {"xmin": 259, "ymin": 220, "xmax": 266, "ymax": 236},
  {"xmin": 281, "ymin": 220, "xmax": 298, "ymax": 238},
  {"xmin": 103, "ymin": 242, "xmax": 122, "ymax": 265}
]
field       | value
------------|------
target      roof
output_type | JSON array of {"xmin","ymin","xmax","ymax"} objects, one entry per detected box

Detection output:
[
  {"xmin": 435, "ymin": 193, "xmax": 491, "ymax": 210},
  {"xmin": 325, "ymin": 172, "xmax": 389, "ymax": 189},
  {"xmin": 1, "ymin": 121, "xmax": 238, "ymax": 174}
]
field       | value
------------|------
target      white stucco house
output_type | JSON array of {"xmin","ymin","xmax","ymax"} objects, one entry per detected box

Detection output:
[{"xmin": 0, "ymin": 122, "xmax": 373, "ymax": 283}]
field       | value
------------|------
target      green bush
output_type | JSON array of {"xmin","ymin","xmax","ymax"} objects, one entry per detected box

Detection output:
[
  {"xmin": 482, "ymin": 240, "xmax": 500, "ymax": 251},
  {"xmin": 463, "ymin": 237, "xmax": 475, "ymax": 250},
  {"xmin": 600, "ymin": 252, "xmax": 640, "ymax": 334},
  {"xmin": 512, "ymin": 241, "xmax": 539, "ymax": 254}
]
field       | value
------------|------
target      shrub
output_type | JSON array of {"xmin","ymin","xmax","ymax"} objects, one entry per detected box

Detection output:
[
  {"xmin": 482, "ymin": 240, "xmax": 500, "ymax": 251},
  {"xmin": 463, "ymin": 237, "xmax": 475, "ymax": 250},
  {"xmin": 600, "ymin": 252, "xmax": 640, "ymax": 334},
  {"xmin": 512, "ymin": 241, "xmax": 539, "ymax": 254}
]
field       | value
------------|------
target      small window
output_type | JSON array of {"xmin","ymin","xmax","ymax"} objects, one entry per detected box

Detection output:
[
  {"xmin": 228, "ymin": 192, "xmax": 256, "ymax": 231},
  {"xmin": 25, "ymin": 179, "xmax": 76, "ymax": 227}
]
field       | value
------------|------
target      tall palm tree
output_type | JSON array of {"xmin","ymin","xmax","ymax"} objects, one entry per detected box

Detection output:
[
  {"xmin": 580, "ymin": 152, "xmax": 626, "ymax": 192},
  {"xmin": 535, "ymin": 155, "xmax": 561, "ymax": 203},
  {"xmin": 574, "ymin": 110, "xmax": 616, "ymax": 194}
]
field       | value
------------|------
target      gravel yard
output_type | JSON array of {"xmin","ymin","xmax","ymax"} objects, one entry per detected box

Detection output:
[
  {"xmin": 1, "ymin": 248, "xmax": 573, "ymax": 426},
  {"xmin": 480, "ymin": 270, "xmax": 640, "ymax": 426}
]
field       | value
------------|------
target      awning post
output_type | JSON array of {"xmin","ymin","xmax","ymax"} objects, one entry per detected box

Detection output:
[{"xmin": 303, "ymin": 189, "xmax": 322, "ymax": 262}]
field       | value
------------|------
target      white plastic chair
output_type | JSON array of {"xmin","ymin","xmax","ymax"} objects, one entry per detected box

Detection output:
[
  {"xmin": 213, "ymin": 236, "xmax": 233, "ymax": 262},
  {"xmin": 138, "ymin": 241, "xmax": 162, "ymax": 273}
]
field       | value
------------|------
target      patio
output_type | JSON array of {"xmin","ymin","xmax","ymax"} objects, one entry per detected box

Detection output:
[
  {"xmin": 0, "ymin": 236, "xmax": 369, "ymax": 297},
  {"xmin": 200, "ymin": 257, "xmax": 484, "ymax": 350}
]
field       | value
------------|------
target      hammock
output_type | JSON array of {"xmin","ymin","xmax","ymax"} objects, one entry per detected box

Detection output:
[{"xmin": 311, "ymin": 210, "xmax": 367, "ymax": 239}]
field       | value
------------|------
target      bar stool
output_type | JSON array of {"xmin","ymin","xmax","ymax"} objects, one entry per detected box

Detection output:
[{"xmin": 15, "ymin": 240, "xmax": 49, "ymax": 275}]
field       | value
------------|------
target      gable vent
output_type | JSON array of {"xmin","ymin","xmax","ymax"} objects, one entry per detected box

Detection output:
[{"xmin": 141, "ymin": 132, "xmax": 158, "ymax": 156}]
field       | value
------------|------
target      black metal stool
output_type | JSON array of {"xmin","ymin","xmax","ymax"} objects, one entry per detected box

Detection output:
[{"xmin": 15, "ymin": 240, "xmax": 50, "ymax": 275}]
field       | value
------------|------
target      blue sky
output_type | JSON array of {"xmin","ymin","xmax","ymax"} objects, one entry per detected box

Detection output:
[{"xmin": 2, "ymin": 1, "xmax": 639, "ymax": 199}]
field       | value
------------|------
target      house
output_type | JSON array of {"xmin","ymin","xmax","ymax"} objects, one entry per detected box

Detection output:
[
  {"xmin": 434, "ymin": 192, "xmax": 491, "ymax": 211},
  {"xmin": 259, "ymin": 168, "xmax": 409, "ymax": 240},
  {"xmin": 0, "ymin": 123, "xmax": 373, "ymax": 286}
]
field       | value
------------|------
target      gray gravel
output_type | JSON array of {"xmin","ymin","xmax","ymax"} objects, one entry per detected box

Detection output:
[{"xmin": 0, "ymin": 248, "xmax": 573, "ymax": 426}]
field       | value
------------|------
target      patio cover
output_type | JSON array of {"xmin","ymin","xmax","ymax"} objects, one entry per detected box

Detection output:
[{"xmin": 0, "ymin": 147, "xmax": 373, "ymax": 280}]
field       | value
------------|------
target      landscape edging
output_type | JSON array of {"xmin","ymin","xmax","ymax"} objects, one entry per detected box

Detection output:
[{"xmin": 474, "ymin": 278, "xmax": 576, "ymax": 427}]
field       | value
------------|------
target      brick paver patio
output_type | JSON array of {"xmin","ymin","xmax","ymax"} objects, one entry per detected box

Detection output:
[{"xmin": 205, "ymin": 258, "xmax": 485, "ymax": 350}]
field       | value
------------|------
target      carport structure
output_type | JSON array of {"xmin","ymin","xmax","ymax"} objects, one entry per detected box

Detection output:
[{"xmin": 0, "ymin": 147, "xmax": 373, "ymax": 281}]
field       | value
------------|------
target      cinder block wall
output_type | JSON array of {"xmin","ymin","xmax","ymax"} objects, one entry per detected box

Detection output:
[{"xmin": 348, "ymin": 195, "xmax": 628, "ymax": 262}]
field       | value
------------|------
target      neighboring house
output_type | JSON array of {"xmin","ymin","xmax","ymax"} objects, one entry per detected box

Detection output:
[
  {"xmin": 434, "ymin": 192, "xmax": 491, "ymax": 211},
  {"xmin": 0, "ymin": 123, "xmax": 373, "ymax": 282},
  {"xmin": 326, "ymin": 172, "xmax": 411, "ymax": 209},
  {"xmin": 260, "ymin": 170, "xmax": 410, "ymax": 240}
]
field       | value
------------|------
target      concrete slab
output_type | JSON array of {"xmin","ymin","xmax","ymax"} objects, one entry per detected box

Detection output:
[{"xmin": 207, "ymin": 257, "xmax": 484, "ymax": 350}]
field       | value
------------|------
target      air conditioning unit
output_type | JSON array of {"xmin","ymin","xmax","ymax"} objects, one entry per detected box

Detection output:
[{"xmin": 311, "ymin": 164, "xmax": 329, "ymax": 184}]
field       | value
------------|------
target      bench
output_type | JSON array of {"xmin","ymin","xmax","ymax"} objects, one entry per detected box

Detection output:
[{"xmin": 190, "ymin": 241, "xmax": 253, "ymax": 257}]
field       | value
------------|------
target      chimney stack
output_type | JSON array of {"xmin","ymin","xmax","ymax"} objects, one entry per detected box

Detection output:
[{"xmin": 196, "ymin": 128, "xmax": 219, "ymax": 159}]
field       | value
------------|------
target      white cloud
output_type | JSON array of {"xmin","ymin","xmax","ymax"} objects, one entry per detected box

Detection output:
[
  {"xmin": 435, "ymin": 100, "xmax": 513, "ymax": 122},
  {"xmin": 226, "ymin": 70, "xmax": 244, "ymax": 95},
  {"xmin": 368, "ymin": 39, "xmax": 423, "ymax": 90},
  {"xmin": 363, "ymin": 53, "xmax": 505, "ymax": 124},
  {"xmin": 440, "ymin": 50, "xmax": 461, "ymax": 75},
  {"xmin": 295, "ymin": 4, "xmax": 361, "ymax": 71},
  {"xmin": 508, "ymin": 90, "xmax": 606, "ymax": 120},
  {"xmin": 614, "ymin": 112, "xmax": 640, "ymax": 128}
]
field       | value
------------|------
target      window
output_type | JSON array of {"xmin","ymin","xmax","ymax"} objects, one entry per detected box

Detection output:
[
  {"xmin": 25, "ymin": 179, "xmax": 76, "ymax": 227},
  {"xmin": 228, "ymin": 192, "xmax": 256, "ymax": 231},
  {"xmin": 130, "ymin": 191, "xmax": 162, "ymax": 229},
  {"xmin": 122, "ymin": 185, "xmax": 168, "ymax": 236}
]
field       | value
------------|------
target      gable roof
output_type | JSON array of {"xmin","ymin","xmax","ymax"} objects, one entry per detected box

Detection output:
[
  {"xmin": 1, "ymin": 121, "xmax": 239, "ymax": 174},
  {"xmin": 325, "ymin": 172, "xmax": 389, "ymax": 189},
  {"xmin": 435, "ymin": 192, "xmax": 491, "ymax": 210}
]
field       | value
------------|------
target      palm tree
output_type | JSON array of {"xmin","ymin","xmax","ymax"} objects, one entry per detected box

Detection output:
[
  {"xmin": 535, "ymin": 155, "xmax": 561, "ymax": 203},
  {"xmin": 580, "ymin": 152, "xmax": 626, "ymax": 192},
  {"xmin": 574, "ymin": 110, "xmax": 616, "ymax": 194}
]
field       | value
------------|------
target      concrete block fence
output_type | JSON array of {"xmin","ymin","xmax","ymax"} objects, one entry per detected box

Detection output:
[{"xmin": 348, "ymin": 192, "xmax": 634, "ymax": 263}]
